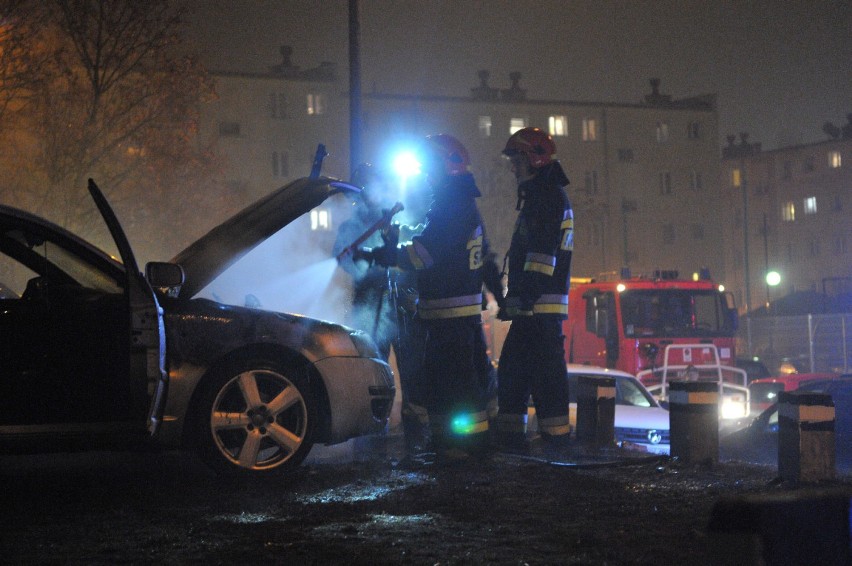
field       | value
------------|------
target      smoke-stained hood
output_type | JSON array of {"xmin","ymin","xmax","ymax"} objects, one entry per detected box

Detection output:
[{"xmin": 171, "ymin": 177, "xmax": 358, "ymax": 298}]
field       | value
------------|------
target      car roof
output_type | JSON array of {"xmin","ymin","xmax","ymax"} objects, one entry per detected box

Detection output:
[
  {"xmin": 750, "ymin": 373, "xmax": 840, "ymax": 386},
  {"xmin": 566, "ymin": 364, "xmax": 636, "ymax": 380},
  {"xmin": 799, "ymin": 376, "xmax": 852, "ymax": 392}
]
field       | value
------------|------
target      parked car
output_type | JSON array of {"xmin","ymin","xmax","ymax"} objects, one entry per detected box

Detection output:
[
  {"xmin": 528, "ymin": 365, "xmax": 670, "ymax": 454},
  {"xmin": 749, "ymin": 372, "xmax": 841, "ymax": 413},
  {"xmin": 720, "ymin": 376, "xmax": 852, "ymax": 472},
  {"xmin": 736, "ymin": 358, "xmax": 771, "ymax": 383},
  {"xmin": 0, "ymin": 177, "xmax": 395, "ymax": 476}
]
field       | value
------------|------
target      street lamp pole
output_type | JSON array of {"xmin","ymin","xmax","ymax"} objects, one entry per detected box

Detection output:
[
  {"xmin": 348, "ymin": 0, "xmax": 362, "ymax": 178},
  {"xmin": 763, "ymin": 212, "xmax": 770, "ymax": 308},
  {"xmin": 741, "ymin": 161, "xmax": 751, "ymax": 314}
]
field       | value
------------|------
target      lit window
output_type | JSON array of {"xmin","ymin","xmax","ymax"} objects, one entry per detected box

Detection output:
[
  {"xmin": 781, "ymin": 201, "xmax": 795, "ymax": 222},
  {"xmin": 829, "ymin": 151, "xmax": 842, "ymax": 168},
  {"xmin": 271, "ymin": 93, "xmax": 289, "ymax": 119},
  {"xmin": 731, "ymin": 168, "xmax": 742, "ymax": 187},
  {"xmin": 659, "ymin": 171, "xmax": 672, "ymax": 194},
  {"xmin": 272, "ymin": 151, "xmax": 289, "ymax": 178},
  {"xmin": 656, "ymin": 122, "xmax": 669, "ymax": 143},
  {"xmin": 804, "ymin": 196, "xmax": 817, "ymax": 215},
  {"xmin": 478, "ymin": 116, "xmax": 492, "ymax": 137},
  {"xmin": 687, "ymin": 122, "xmax": 701, "ymax": 139},
  {"xmin": 549, "ymin": 115, "xmax": 567, "ymax": 137},
  {"xmin": 662, "ymin": 224, "xmax": 675, "ymax": 244},
  {"xmin": 310, "ymin": 208, "xmax": 331, "ymax": 231},
  {"xmin": 307, "ymin": 93, "xmax": 325, "ymax": 115},
  {"xmin": 509, "ymin": 118, "xmax": 526, "ymax": 134},
  {"xmin": 689, "ymin": 170, "xmax": 703, "ymax": 190},
  {"xmin": 582, "ymin": 118, "xmax": 597, "ymax": 141}
]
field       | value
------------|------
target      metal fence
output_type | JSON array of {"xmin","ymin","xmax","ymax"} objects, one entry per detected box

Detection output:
[{"xmin": 738, "ymin": 314, "xmax": 851, "ymax": 374}]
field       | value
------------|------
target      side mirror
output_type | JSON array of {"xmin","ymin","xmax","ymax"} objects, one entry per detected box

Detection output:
[{"xmin": 145, "ymin": 262, "xmax": 185, "ymax": 291}]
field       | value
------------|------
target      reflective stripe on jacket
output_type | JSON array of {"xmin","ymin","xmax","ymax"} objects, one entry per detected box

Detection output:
[
  {"xmin": 504, "ymin": 163, "xmax": 573, "ymax": 320},
  {"xmin": 396, "ymin": 174, "xmax": 491, "ymax": 321}
]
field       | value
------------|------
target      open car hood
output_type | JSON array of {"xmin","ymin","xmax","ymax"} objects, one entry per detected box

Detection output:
[{"xmin": 171, "ymin": 176, "xmax": 358, "ymax": 299}]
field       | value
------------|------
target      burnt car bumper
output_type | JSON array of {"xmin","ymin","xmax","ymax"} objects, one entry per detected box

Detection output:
[{"xmin": 314, "ymin": 357, "xmax": 395, "ymax": 443}]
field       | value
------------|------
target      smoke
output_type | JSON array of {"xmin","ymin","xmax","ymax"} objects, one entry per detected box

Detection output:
[{"xmin": 196, "ymin": 195, "xmax": 355, "ymax": 326}]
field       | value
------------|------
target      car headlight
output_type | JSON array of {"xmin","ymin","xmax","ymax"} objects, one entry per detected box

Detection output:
[
  {"xmin": 349, "ymin": 330, "xmax": 381, "ymax": 358},
  {"xmin": 720, "ymin": 398, "xmax": 747, "ymax": 420}
]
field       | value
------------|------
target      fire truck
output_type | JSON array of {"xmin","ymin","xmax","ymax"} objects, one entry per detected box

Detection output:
[{"xmin": 564, "ymin": 269, "xmax": 750, "ymax": 419}]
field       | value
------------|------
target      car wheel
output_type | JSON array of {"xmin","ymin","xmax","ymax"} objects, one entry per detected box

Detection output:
[{"xmin": 195, "ymin": 359, "xmax": 316, "ymax": 475}]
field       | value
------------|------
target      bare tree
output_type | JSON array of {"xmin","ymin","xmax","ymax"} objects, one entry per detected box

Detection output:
[{"xmin": 0, "ymin": 0, "xmax": 234, "ymax": 260}]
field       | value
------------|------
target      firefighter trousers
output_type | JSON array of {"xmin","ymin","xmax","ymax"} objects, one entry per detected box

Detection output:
[
  {"xmin": 419, "ymin": 317, "xmax": 492, "ymax": 447},
  {"xmin": 496, "ymin": 316, "xmax": 570, "ymax": 438}
]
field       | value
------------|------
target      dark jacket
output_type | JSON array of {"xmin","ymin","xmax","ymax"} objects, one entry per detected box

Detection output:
[
  {"xmin": 504, "ymin": 162, "xmax": 573, "ymax": 319},
  {"xmin": 397, "ymin": 173, "xmax": 492, "ymax": 321}
]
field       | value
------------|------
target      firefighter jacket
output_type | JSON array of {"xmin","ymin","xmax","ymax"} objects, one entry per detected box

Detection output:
[
  {"xmin": 396, "ymin": 173, "xmax": 491, "ymax": 322},
  {"xmin": 504, "ymin": 161, "xmax": 573, "ymax": 319}
]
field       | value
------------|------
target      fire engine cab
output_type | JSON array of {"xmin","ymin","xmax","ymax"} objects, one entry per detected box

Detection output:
[{"xmin": 565, "ymin": 268, "xmax": 740, "ymax": 386}]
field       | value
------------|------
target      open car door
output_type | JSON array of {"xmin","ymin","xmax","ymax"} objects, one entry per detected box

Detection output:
[{"xmin": 87, "ymin": 180, "xmax": 168, "ymax": 436}]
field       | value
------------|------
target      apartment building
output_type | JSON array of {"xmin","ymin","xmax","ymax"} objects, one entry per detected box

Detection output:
[
  {"xmin": 200, "ymin": 51, "xmax": 725, "ymax": 286},
  {"xmin": 722, "ymin": 126, "xmax": 852, "ymax": 313}
]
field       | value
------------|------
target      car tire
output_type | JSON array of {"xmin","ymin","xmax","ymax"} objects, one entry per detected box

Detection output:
[{"xmin": 194, "ymin": 358, "xmax": 316, "ymax": 476}]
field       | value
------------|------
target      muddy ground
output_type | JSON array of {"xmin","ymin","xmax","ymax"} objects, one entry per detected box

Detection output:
[{"xmin": 2, "ymin": 435, "xmax": 850, "ymax": 565}]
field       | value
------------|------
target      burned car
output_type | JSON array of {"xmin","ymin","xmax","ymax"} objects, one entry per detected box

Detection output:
[{"xmin": 0, "ymin": 178, "xmax": 395, "ymax": 476}]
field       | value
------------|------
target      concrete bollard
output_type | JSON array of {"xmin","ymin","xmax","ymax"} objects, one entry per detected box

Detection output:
[
  {"xmin": 778, "ymin": 390, "xmax": 835, "ymax": 483},
  {"xmin": 669, "ymin": 380, "xmax": 718, "ymax": 465},
  {"xmin": 707, "ymin": 489, "xmax": 852, "ymax": 565},
  {"xmin": 576, "ymin": 375, "xmax": 615, "ymax": 448}
]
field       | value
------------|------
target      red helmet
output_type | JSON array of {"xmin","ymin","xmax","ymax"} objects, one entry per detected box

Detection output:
[
  {"xmin": 422, "ymin": 134, "xmax": 471, "ymax": 177},
  {"xmin": 502, "ymin": 127, "xmax": 556, "ymax": 168}
]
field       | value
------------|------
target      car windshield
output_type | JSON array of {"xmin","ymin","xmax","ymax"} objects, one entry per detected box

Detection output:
[
  {"xmin": 568, "ymin": 374, "xmax": 656, "ymax": 408},
  {"xmin": 617, "ymin": 377, "xmax": 655, "ymax": 407},
  {"xmin": 621, "ymin": 289, "xmax": 727, "ymax": 338},
  {"xmin": 749, "ymin": 382, "xmax": 784, "ymax": 404}
]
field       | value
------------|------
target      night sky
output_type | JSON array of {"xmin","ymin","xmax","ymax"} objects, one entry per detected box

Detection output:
[{"xmin": 185, "ymin": 0, "xmax": 852, "ymax": 151}]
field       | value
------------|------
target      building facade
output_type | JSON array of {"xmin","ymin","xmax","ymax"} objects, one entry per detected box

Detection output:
[
  {"xmin": 722, "ymin": 129, "xmax": 852, "ymax": 314},
  {"xmin": 200, "ymin": 54, "xmax": 726, "ymax": 288}
]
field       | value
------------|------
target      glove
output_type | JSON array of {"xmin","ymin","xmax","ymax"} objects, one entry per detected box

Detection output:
[
  {"xmin": 371, "ymin": 244, "xmax": 398, "ymax": 267},
  {"xmin": 352, "ymin": 247, "xmax": 375, "ymax": 265},
  {"xmin": 382, "ymin": 222, "xmax": 400, "ymax": 247}
]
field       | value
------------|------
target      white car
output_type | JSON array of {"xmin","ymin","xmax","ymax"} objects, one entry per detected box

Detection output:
[{"xmin": 529, "ymin": 365, "xmax": 670, "ymax": 455}]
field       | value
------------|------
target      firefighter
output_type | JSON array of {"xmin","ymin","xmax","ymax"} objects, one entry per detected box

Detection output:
[
  {"xmin": 495, "ymin": 127, "xmax": 574, "ymax": 449},
  {"xmin": 334, "ymin": 164, "xmax": 428, "ymax": 455},
  {"xmin": 360, "ymin": 134, "xmax": 502, "ymax": 460},
  {"xmin": 333, "ymin": 163, "xmax": 398, "ymax": 357}
]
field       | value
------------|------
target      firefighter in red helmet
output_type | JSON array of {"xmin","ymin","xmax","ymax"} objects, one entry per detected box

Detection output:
[
  {"xmin": 495, "ymin": 127, "xmax": 574, "ymax": 450},
  {"xmin": 360, "ymin": 134, "xmax": 503, "ymax": 461}
]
